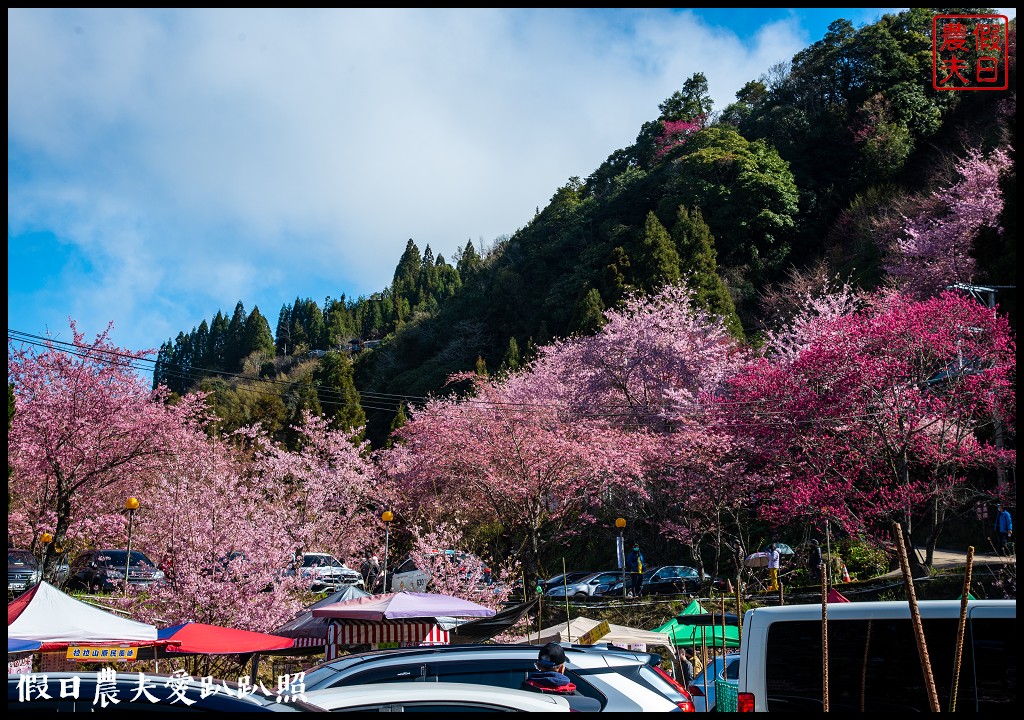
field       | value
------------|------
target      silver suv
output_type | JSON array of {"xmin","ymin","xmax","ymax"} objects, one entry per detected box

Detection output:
[
  {"xmin": 292, "ymin": 552, "xmax": 364, "ymax": 592},
  {"xmin": 545, "ymin": 570, "xmax": 622, "ymax": 598},
  {"xmin": 8, "ymin": 549, "xmax": 41, "ymax": 597},
  {"xmin": 302, "ymin": 643, "xmax": 695, "ymax": 712}
]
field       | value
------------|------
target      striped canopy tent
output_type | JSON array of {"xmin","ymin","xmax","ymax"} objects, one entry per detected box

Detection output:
[{"xmin": 323, "ymin": 620, "xmax": 450, "ymax": 659}]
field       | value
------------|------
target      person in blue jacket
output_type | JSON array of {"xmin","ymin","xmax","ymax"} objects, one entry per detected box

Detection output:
[
  {"xmin": 521, "ymin": 642, "xmax": 579, "ymax": 695},
  {"xmin": 625, "ymin": 544, "xmax": 645, "ymax": 597},
  {"xmin": 994, "ymin": 503, "xmax": 1013, "ymax": 555}
]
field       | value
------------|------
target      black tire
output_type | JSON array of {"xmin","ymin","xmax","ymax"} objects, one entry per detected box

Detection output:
[{"xmin": 574, "ymin": 591, "xmax": 588, "ymax": 598}]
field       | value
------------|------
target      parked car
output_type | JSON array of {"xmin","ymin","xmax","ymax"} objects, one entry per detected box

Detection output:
[
  {"xmin": 303, "ymin": 681, "xmax": 573, "ymax": 712},
  {"xmin": 66, "ymin": 549, "xmax": 165, "ymax": 593},
  {"xmin": 688, "ymin": 652, "xmax": 740, "ymax": 712},
  {"xmin": 389, "ymin": 550, "xmax": 489, "ymax": 593},
  {"xmin": 288, "ymin": 552, "xmax": 364, "ymax": 592},
  {"xmin": 301, "ymin": 642, "xmax": 695, "ymax": 712},
  {"xmin": 546, "ymin": 570, "xmax": 623, "ymax": 598},
  {"xmin": 8, "ymin": 671, "xmax": 324, "ymax": 712},
  {"xmin": 737, "ymin": 599, "xmax": 1016, "ymax": 712},
  {"xmin": 599, "ymin": 566, "xmax": 711, "ymax": 596},
  {"xmin": 539, "ymin": 571, "xmax": 597, "ymax": 594},
  {"xmin": 8, "ymin": 549, "xmax": 41, "ymax": 597}
]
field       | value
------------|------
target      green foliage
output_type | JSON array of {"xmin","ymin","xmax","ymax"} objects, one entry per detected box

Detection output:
[
  {"xmin": 659, "ymin": 72, "xmax": 713, "ymax": 123},
  {"xmin": 313, "ymin": 352, "xmax": 366, "ymax": 438},
  {"xmin": 836, "ymin": 536, "xmax": 891, "ymax": 580}
]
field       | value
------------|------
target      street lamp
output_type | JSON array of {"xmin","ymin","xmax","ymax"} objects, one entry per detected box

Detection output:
[
  {"xmin": 381, "ymin": 511, "xmax": 394, "ymax": 595},
  {"xmin": 125, "ymin": 497, "xmax": 140, "ymax": 595},
  {"xmin": 615, "ymin": 518, "xmax": 627, "ymax": 599},
  {"xmin": 38, "ymin": 532, "xmax": 53, "ymax": 582}
]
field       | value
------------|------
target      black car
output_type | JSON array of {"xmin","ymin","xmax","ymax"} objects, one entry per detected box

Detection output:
[
  {"xmin": 8, "ymin": 671, "xmax": 324, "ymax": 712},
  {"xmin": 8, "ymin": 549, "xmax": 41, "ymax": 598},
  {"xmin": 599, "ymin": 565, "xmax": 710, "ymax": 596},
  {"xmin": 67, "ymin": 549, "xmax": 165, "ymax": 593}
]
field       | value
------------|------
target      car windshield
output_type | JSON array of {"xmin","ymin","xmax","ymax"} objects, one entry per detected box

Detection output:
[
  {"xmin": 303, "ymin": 554, "xmax": 340, "ymax": 567},
  {"xmin": 96, "ymin": 551, "xmax": 153, "ymax": 566},
  {"xmin": 8, "ymin": 551, "xmax": 37, "ymax": 567}
]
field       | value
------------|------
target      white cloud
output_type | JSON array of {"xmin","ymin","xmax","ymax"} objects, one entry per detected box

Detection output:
[{"xmin": 6, "ymin": 8, "xmax": 923, "ymax": 353}]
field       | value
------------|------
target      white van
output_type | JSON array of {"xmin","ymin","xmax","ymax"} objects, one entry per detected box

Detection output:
[{"xmin": 736, "ymin": 599, "xmax": 1015, "ymax": 712}]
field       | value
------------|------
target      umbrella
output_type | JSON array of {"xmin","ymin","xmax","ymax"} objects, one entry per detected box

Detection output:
[
  {"xmin": 311, "ymin": 591, "xmax": 496, "ymax": 621},
  {"xmin": 156, "ymin": 622, "xmax": 295, "ymax": 654},
  {"xmin": 745, "ymin": 552, "xmax": 769, "ymax": 568},
  {"xmin": 762, "ymin": 543, "xmax": 795, "ymax": 555}
]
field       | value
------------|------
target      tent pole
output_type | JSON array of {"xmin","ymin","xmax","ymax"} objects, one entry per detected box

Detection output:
[{"xmin": 563, "ymin": 557, "xmax": 571, "ymax": 641}]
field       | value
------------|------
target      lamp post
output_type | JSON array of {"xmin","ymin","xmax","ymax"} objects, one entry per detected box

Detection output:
[
  {"xmin": 125, "ymin": 497, "xmax": 140, "ymax": 595},
  {"xmin": 38, "ymin": 532, "xmax": 53, "ymax": 583},
  {"xmin": 615, "ymin": 518, "xmax": 627, "ymax": 599},
  {"xmin": 381, "ymin": 511, "xmax": 394, "ymax": 594}
]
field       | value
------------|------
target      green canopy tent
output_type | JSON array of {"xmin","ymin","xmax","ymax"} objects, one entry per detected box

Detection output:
[{"xmin": 651, "ymin": 599, "xmax": 741, "ymax": 649}]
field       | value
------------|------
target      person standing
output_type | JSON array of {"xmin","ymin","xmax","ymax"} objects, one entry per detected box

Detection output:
[
  {"xmin": 767, "ymin": 544, "xmax": 781, "ymax": 591},
  {"xmin": 679, "ymin": 647, "xmax": 695, "ymax": 687},
  {"xmin": 625, "ymin": 543, "xmax": 645, "ymax": 597},
  {"xmin": 806, "ymin": 539, "xmax": 823, "ymax": 585},
  {"xmin": 994, "ymin": 503, "xmax": 1013, "ymax": 555}
]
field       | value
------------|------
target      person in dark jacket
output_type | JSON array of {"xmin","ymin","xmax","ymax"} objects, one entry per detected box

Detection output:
[
  {"xmin": 625, "ymin": 544, "xmax": 645, "ymax": 597},
  {"xmin": 806, "ymin": 539, "xmax": 823, "ymax": 585},
  {"xmin": 521, "ymin": 642, "xmax": 579, "ymax": 695}
]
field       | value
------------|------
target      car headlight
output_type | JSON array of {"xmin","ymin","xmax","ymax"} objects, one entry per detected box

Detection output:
[
  {"xmin": 154, "ymin": 570, "xmax": 165, "ymax": 580},
  {"xmin": 105, "ymin": 569, "xmax": 125, "ymax": 579}
]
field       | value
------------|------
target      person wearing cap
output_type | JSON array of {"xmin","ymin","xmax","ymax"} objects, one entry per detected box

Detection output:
[
  {"xmin": 806, "ymin": 539, "xmax": 823, "ymax": 585},
  {"xmin": 625, "ymin": 543, "xmax": 645, "ymax": 597},
  {"xmin": 521, "ymin": 642, "xmax": 580, "ymax": 695},
  {"xmin": 994, "ymin": 503, "xmax": 1013, "ymax": 556}
]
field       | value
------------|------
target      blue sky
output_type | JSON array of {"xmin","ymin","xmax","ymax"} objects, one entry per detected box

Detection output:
[{"xmin": 7, "ymin": 8, "xmax": 1015, "ymax": 361}]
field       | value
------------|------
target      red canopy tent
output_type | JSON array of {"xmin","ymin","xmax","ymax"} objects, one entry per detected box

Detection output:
[{"xmin": 157, "ymin": 622, "xmax": 295, "ymax": 654}]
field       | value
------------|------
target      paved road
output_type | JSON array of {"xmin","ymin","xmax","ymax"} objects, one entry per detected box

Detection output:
[{"xmin": 879, "ymin": 547, "xmax": 1015, "ymax": 579}]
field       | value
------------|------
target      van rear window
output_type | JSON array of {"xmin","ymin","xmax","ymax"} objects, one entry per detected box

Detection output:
[{"xmin": 763, "ymin": 616, "xmax": 1015, "ymax": 712}]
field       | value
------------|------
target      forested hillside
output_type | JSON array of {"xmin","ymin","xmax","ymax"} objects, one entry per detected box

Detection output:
[{"xmin": 154, "ymin": 8, "xmax": 1016, "ymax": 450}]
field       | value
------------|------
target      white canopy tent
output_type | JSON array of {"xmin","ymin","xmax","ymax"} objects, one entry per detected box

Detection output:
[
  {"xmin": 514, "ymin": 615, "xmax": 672, "ymax": 650},
  {"xmin": 8, "ymin": 581, "xmax": 158, "ymax": 646}
]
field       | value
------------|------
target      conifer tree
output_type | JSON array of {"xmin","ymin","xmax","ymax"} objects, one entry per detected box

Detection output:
[
  {"xmin": 314, "ymin": 352, "xmax": 366, "ymax": 438},
  {"xmin": 671, "ymin": 204, "xmax": 744, "ymax": 339},
  {"xmin": 242, "ymin": 307, "xmax": 276, "ymax": 366},
  {"xmin": 572, "ymin": 288, "xmax": 606, "ymax": 336},
  {"xmin": 225, "ymin": 301, "xmax": 247, "ymax": 372},
  {"xmin": 640, "ymin": 211, "xmax": 682, "ymax": 289},
  {"xmin": 501, "ymin": 336, "xmax": 522, "ymax": 374},
  {"xmin": 275, "ymin": 304, "xmax": 291, "ymax": 355}
]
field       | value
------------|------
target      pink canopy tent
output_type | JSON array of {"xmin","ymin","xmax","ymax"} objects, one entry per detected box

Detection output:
[
  {"xmin": 311, "ymin": 591, "xmax": 496, "ymax": 622},
  {"xmin": 827, "ymin": 588, "xmax": 851, "ymax": 603},
  {"xmin": 8, "ymin": 581, "xmax": 161, "ymax": 651}
]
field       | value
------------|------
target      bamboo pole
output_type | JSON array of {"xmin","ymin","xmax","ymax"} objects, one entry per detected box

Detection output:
[
  {"xmin": 893, "ymin": 522, "xmax": 940, "ymax": 712},
  {"xmin": 860, "ymin": 620, "xmax": 872, "ymax": 712},
  {"xmin": 821, "ymin": 559, "xmax": 829, "ymax": 712},
  {"xmin": 563, "ymin": 557, "xmax": 571, "ymax": 641},
  {"xmin": 949, "ymin": 546, "xmax": 975, "ymax": 712}
]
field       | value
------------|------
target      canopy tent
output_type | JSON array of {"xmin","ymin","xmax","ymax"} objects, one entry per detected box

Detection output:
[
  {"xmin": 274, "ymin": 585, "xmax": 370, "ymax": 649},
  {"xmin": 8, "ymin": 638, "xmax": 41, "ymax": 654},
  {"xmin": 449, "ymin": 599, "xmax": 538, "ymax": 645},
  {"xmin": 156, "ymin": 622, "xmax": 295, "ymax": 654},
  {"xmin": 652, "ymin": 600, "xmax": 740, "ymax": 649},
  {"xmin": 513, "ymin": 616, "xmax": 672, "ymax": 649},
  {"xmin": 8, "ymin": 581, "xmax": 158, "ymax": 649},
  {"xmin": 311, "ymin": 591, "xmax": 496, "ymax": 622},
  {"xmin": 328, "ymin": 620, "xmax": 450, "ymax": 646},
  {"xmin": 827, "ymin": 588, "xmax": 851, "ymax": 603}
]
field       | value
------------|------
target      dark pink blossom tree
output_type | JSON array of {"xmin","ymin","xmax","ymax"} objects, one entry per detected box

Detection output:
[{"xmin": 727, "ymin": 290, "xmax": 1015, "ymax": 570}]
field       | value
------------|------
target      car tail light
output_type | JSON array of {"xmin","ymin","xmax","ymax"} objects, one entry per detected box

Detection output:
[
  {"xmin": 738, "ymin": 692, "xmax": 756, "ymax": 712},
  {"xmin": 687, "ymin": 684, "xmax": 705, "ymax": 697},
  {"xmin": 651, "ymin": 666, "xmax": 695, "ymax": 712}
]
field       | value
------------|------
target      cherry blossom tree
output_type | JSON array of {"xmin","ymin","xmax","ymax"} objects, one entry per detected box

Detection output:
[
  {"xmin": 7, "ymin": 321, "xmax": 205, "ymax": 577},
  {"xmin": 245, "ymin": 411, "xmax": 380, "ymax": 568},
  {"xmin": 885, "ymin": 145, "xmax": 1013, "ymax": 298},
  {"xmin": 727, "ymin": 290, "xmax": 1015, "ymax": 570}
]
